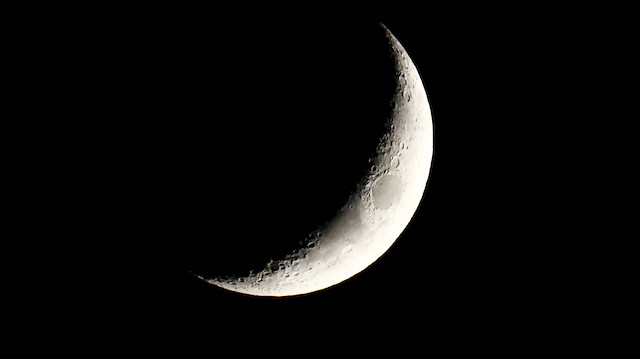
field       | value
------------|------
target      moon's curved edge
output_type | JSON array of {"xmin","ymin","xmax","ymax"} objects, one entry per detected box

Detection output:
[{"xmin": 198, "ymin": 23, "xmax": 434, "ymax": 297}]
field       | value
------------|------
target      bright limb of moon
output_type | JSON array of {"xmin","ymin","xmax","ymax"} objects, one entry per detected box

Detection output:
[{"xmin": 201, "ymin": 24, "xmax": 434, "ymax": 296}]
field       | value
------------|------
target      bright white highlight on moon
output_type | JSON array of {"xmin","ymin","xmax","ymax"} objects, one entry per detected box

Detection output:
[{"xmin": 201, "ymin": 24, "xmax": 434, "ymax": 296}]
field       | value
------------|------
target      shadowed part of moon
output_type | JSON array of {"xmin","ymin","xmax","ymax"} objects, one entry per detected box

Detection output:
[
  {"xmin": 373, "ymin": 175, "xmax": 402, "ymax": 209},
  {"xmin": 321, "ymin": 202, "xmax": 363, "ymax": 248},
  {"xmin": 199, "ymin": 23, "xmax": 433, "ymax": 297}
]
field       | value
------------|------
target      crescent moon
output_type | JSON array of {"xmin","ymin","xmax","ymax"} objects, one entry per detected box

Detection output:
[{"xmin": 200, "ymin": 24, "xmax": 433, "ymax": 296}]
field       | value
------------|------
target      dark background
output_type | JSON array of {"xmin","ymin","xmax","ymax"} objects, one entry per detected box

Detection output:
[
  {"xmin": 104, "ymin": 12, "xmax": 547, "ymax": 332},
  {"xmin": 6, "ymin": 2, "xmax": 628, "ymax": 353},
  {"xmin": 25, "ymin": 5, "xmax": 599, "ymax": 349}
]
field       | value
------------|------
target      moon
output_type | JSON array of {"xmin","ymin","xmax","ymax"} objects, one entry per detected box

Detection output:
[{"xmin": 199, "ymin": 24, "xmax": 433, "ymax": 296}]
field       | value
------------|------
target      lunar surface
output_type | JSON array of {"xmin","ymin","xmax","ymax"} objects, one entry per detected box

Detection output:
[{"xmin": 200, "ymin": 24, "xmax": 433, "ymax": 296}]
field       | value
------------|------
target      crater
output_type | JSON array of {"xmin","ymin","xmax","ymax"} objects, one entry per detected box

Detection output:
[{"xmin": 372, "ymin": 175, "xmax": 402, "ymax": 209}]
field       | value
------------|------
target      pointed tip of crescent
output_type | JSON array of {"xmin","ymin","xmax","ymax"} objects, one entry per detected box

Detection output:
[
  {"xmin": 379, "ymin": 23, "xmax": 403, "ymax": 50},
  {"xmin": 379, "ymin": 22, "xmax": 393, "ymax": 37}
]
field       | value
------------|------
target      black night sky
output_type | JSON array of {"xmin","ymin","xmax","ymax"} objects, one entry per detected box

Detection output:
[{"xmin": 52, "ymin": 5, "xmax": 578, "ymax": 349}]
